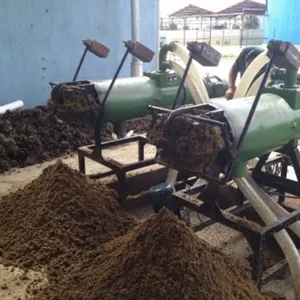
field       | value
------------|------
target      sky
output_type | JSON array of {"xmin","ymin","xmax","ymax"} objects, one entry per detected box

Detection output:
[{"xmin": 160, "ymin": 0, "xmax": 266, "ymax": 17}]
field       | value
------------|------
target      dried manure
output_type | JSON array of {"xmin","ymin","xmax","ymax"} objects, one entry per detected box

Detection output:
[
  {"xmin": 0, "ymin": 161, "xmax": 137, "ymax": 270},
  {"xmin": 0, "ymin": 103, "xmax": 151, "ymax": 173},
  {"xmin": 35, "ymin": 209, "xmax": 266, "ymax": 300},
  {"xmin": 0, "ymin": 161, "xmax": 269, "ymax": 300},
  {"xmin": 0, "ymin": 108, "xmax": 92, "ymax": 173}
]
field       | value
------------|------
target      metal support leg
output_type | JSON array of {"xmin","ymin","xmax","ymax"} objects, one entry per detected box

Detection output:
[
  {"xmin": 290, "ymin": 147, "xmax": 300, "ymax": 181},
  {"xmin": 138, "ymin": 140, "xmax": 145, "ymax": 161},
  {"xmin": 114, "ymin": 122, "xmax": 126, "ymax": 137},
  {"xmin": 279, "ymin": 158, "xmax": 288, "ymax": 203},
  {"xmin": 78, "ymin": 153, "xmax": 86, "ymax": 174},
  {"xmin": 254, "ymin": 153, "xmax": 270, "ymax": 172},
  {"xmin": 236, "ymin": 188, "xmax": 245, "ymax": 205},
  {"xmin": 116, "ymin": 171, "xmax": 127, "ymax": 201},
  {"xmin": 252, "ymin": 237, "xmax": 265, "ymax": 288}
]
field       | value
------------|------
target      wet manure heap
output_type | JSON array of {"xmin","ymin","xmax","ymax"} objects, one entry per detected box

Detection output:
[
  {"xmin": 35, "ymin": 208, "xmax": 266, "ymax": 300},
  {"xmin": 0, "ymin": 108, "xmax": 92, "ymax": 173},
  {"xmin": 48, "ymin": 95, "xmax": 152, "ymax": 140},
  {"xmin": 0, "ymin": 102, "xmax": 151, "ymax": 173},
  {"xmin": 0, "ymin": 160, "xmax": 137, "ymax": 271},
  {"xmin": 148, "ymin": 110, "xmax": 230, "ymax": 177}
]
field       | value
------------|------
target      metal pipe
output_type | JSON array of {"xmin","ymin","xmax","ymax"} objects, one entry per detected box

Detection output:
[
  {"xmin": 169, "ymin": 42, "xmax": 209, "ymax": 103},
  {"xmin": 0, "ymin": 100, "xmax": 24, "ymax": 114},
  {"xmin": 183, "ymin": 18, "xmax": 186, "ymax": 46},
  {"xmin": 235, "ymin": 174, "xmax": 300, "ymax": 298},
  {"xmin": 209, "ymin": 17, "xmax": 212, "ymax": 45},
  {"xmin": 156, "ymin": 0, "xmax": 160, "ymax": 70},
  {"xmin": 236, "ymin": 53, "xmax": 275, "ymax": 151},
  {"xmin": 172, "ymin": 55, "xmax": 193, "ymax": 110},
  {"xmin": 73, "ymin": 46, "xmax": 88, "ymax": 81},
  {"xmin": 131, "ymin": 0, "xmax": 143, "ymax": 77},
  {"xmin": 159, "ymin": 43, "xmax": 170, "ymax": 72},
  {"xmin": 94, "ymin": 49, "xmax": 130, "ymax": 149}
]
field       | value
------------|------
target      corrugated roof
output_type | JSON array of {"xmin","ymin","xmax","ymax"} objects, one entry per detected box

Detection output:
[
  {"xmin": 169, "ymin": 4, "xmax": 213, "ymax": 18},
  {"xmin": 217, "ymin": 0, "xmax": 266, "ymax": 14}
]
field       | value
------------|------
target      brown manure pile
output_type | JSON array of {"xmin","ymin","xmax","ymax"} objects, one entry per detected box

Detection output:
[
  {"xmin": 0, "ymin": 108, "xmax": 93, "ymax": 173},
  {"xmin": 148, "ymin": 111, "xmax": 229, "ymax": 177},
  {"xmin": 48, "ymin": 93, "xmax": 152, "ymax": 139},
  {"xmin": 125, "ymin": 115, "xmax": 152, "ymax": 134},
  {"xmin": 35, "ymin": 208, "xmax": 266, "ymax": 300},
  {"xmin": 0, "ymin": 160, "xmax": 137, "ymax": 270},
  {"xmin": 0, "ymin": 100, "xmax": 151, "ymax": 173}
]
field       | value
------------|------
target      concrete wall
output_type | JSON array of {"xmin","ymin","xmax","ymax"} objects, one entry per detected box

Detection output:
[
  {"xmin": 265, "ymin": 0, "xmax": 300, "ymax": 44},
  {"xmin": 0, "ymin": 0, "xmax": 158, "ymax": 107}
]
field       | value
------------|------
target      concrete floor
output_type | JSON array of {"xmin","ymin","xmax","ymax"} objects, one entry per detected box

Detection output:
[{"xmin": 0, "ymin": 142, "xmax": 299, "ymax": 299}]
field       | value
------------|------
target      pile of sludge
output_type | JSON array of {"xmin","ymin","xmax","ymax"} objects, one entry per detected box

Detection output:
[
  {"xmin": 0, "ymin": 108, "xmax": 93, "ymax": 173},
  {"xmin": 0, "ymin": 161, "xmax": 268, "ymax": 300},
  {"xmin": 0, "ymin": 105, "xmax": 151, "ymax": 173},
  {"xmin": 148, "ymin": 111, "xmax": 228, "ymax": 177}
]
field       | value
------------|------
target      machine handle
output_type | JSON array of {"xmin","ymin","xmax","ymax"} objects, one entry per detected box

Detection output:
[
  {"xmin": 236, "ymin": 53, "xmax": 275, "ymax": 151},
  {"xmin": 224, "ymin": 53, "xmax": 275, "ymax": 182},
  {"xmin": 94, "ymin": 40, "xmax": 154, "ymax": 150},
  {"xmin": 72, "ymin": 39, "xmax": 110, "ymax": 82}
]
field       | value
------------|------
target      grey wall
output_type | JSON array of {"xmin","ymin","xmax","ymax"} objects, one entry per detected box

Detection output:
[{"xmin": 0, "ymin": 0, "xmax": 158, "ymax": 107}]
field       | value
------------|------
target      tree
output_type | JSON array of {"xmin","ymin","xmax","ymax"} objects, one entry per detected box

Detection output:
[
  {"xmin": 169, "ymin": 21, "xmax": 178, "ymax": 30},
  {"xmin": 244, "ymin": 15, "xmax": 260, "ymax": 29},
  {"xmin": 232, "ymin": 23, "xmax": 240, "ymax": 29}
]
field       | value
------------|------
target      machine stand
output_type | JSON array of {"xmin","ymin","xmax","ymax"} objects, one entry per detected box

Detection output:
[
  {"xmin": 253, "ymin": 209, "xmax": 300, "ymax": 288},
  {"xmin": 252, "ymin": 142, "xmax": 300, "ymax": 199},
  {"xmin": 78, "ymin": 135, "xmax": 156, "ymax": 201},
  {"xmin": 170, "ymin": 173, "xmax": 300, "ymax": 289},
  {"xmin": 76, "ymin": 40, "xmax": 156, "ymax": 201}
]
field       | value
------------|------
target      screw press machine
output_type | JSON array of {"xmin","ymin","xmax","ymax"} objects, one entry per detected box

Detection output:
[
  {"xmin": 148, "ymin": 40, "xmax": 300, "ymax": 298},
  {"xmin": 49, "ymin": 39, "xmax": 228, "ymax": 199}
]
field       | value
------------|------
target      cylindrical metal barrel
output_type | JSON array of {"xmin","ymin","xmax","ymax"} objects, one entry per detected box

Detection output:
[
  {"xmin": 214, "ymin": 94, "xmax": 300, "ymax": 176},
  {"xmin": 94, "ymin": 77, "xmax": 193, "ymax": 123}
]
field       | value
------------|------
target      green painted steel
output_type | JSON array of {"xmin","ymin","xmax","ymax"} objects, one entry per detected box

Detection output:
[
  {"xmin": 159, "ymin": 43, "xmax": 170, "ymax": 72},
  {"xmin": 102, "ymin": 76, "xmax": 193, "ymax": 124},
  {"xmin": 284, "ymin": 69, "xmax": 298, "ymax": 88},
  {"xmin": 100, "ymin": 70, "xmax": 227, "ymax": 126},
  {"xmin": 216, "ymin": 94, "xmax": 300, "ymax": 177}
]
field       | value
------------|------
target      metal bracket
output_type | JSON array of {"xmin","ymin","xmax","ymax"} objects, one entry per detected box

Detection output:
[
  {"xmin": 73, "ymin": 39, "xmax": 110, "ymax": 81},
  {"xmin": 94, "ymin": 40, "xmax": 154, "ymax": 150},
  {"xmin": 172, "ymin": 42, "xmax": 222, "ymax": 109}
]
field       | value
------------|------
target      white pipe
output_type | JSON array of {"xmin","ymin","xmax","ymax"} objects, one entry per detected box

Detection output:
[
  {"xmin": 131, "ymin": 0, "xmax": 143, "ymax": 77},
  {"xmin": 170, "ymin": 60, "xmax": 204, "ymax": 105},
  {"xmin": 167, "ymin": 60, "xmax": 203, "ymax": 185},
  {"xmin": 245, "ymin": 173, "xmax": 300, "ymax": 238},
  {"xmin": 0, "ymin": 100, "xmax": 24, "ymax": 114},
  {"xmin": 169, "ymin": 42, "xmax": 209, "ymax": 103},
  {"xmin": 166, "ymin": 42, "xmax": 210, "ymax": 185},
  {"xmin": 234, "ymin": 50, "xmax": 269, "ymax": 99},
  {"xmin": 235, "ymin": 173, "xmax": 300, "ymax": 299},
  {"xmin": 166, "ymin": 43, "xmax": 210, "ymax": 185},
  {"xmin": 245, "ymin": 72, "xmax": 272, "ymax": 97}
]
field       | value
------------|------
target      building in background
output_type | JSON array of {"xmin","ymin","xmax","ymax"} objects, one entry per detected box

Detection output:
[
  {"xmin": 160, "ymin": 0, "xmax": 266, "ymax": 47},
  {"xmin": 0, "ymin": 0, "xmax": 159, "ymax": 107},
  {"xmin": 265, "ymin": 0, "xmax": 300, "ymax": 44}
]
